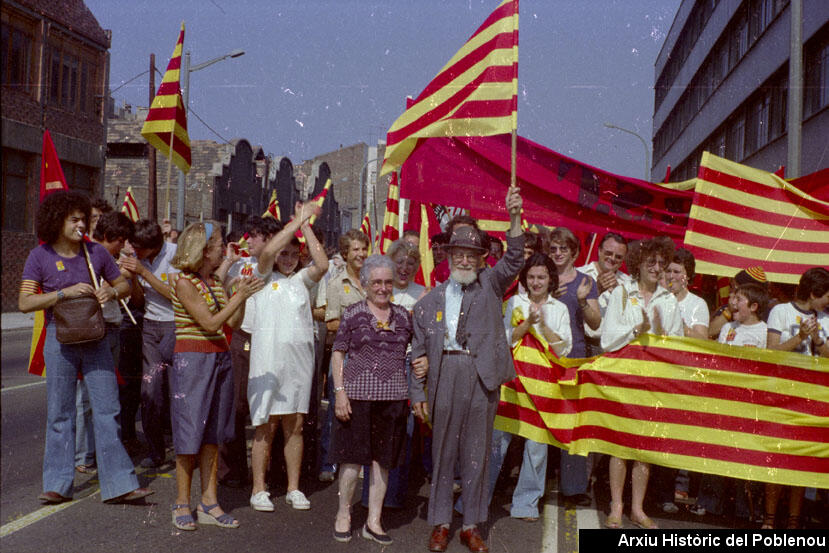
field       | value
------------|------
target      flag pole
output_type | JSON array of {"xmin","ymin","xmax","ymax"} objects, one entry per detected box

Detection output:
[
  {"xmin": 510, "ymin": 0, "xmax": 519, "ymax": 191},
  {"xmin": 165, "ymin": 130, "xmax": 175, "ymax": 221}
]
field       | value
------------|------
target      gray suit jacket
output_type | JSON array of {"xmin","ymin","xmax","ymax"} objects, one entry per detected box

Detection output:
[{"xmin": 409, "ymin": 233, "xmax": 524, "ymax": 410}]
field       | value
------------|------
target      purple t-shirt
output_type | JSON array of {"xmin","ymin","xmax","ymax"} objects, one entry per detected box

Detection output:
[
  {"xmin": 558, "ymin": 273, "xmax": 598, "ymax": 358},
  {"xmin": 333, "ymin": 301, "xmax": 412, "ymax": 401},
  {"xmin": 21, "ymin": 242, "xmax": 121, "ymax": 322}
]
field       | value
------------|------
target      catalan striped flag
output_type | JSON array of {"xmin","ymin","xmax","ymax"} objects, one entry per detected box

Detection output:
[
  {"xmin": 684, "ymin": 152, "xmax": 829, "ymax": 284},
  {"xmin": 308, "ymin": 178, "xmax": 331, "ymax": 226},
  {"xmin": 495, "ymin": 333, "xmax": 829, "ymax": 489},
  {"xmin": 380, "ymin": 0, "xmax": 518, "ymax": 176},
  {"xmin": 141, "ymin": 23, "xmax": 191, "ymax": 174},
  {"xmin": 263, "ymin": 189, "xmax": 281, "ymax": 220},
  {"xmin": 416, "ymin": 203, "xmax": 438, "ymax": 287},
  {"xmin": 380, "ymin": 173, "xmax": 400, "ymax": 254},
  {"xmin": 359, "ymin": 211, "xmax": 373, "ymax": 254},
  {"xmin": 121, "ymin": 186, "xmax": 140, "ymax": 222}
]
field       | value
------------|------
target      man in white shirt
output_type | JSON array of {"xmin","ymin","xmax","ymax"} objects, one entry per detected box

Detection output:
[
  {"xmin": 120, "ymin": 219, "xmax": 179, "ymax": 468},
  {"xmin": 577, "ymin": 232, "xmax": 631, "ymax": 356}
]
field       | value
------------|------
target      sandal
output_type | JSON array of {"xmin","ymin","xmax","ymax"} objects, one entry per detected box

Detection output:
[
  {"xmin": 172, "ymin": 504, "xmax": 196, "ymax": 531},
  {"xmin": 761, "ymin": 512, "xmax": 775, "ymax": 529},
  {"xmin": 786, "ymin": 515, "xmax": 800, "ymax": 530},
  {"xmin": 333, "ymin": 514, "xmax": 352, "ymax": 543},
  {"xmin": 631, "ymin": 515, "xmax": 659, "ymax": 529},
  {"xmin": 75, "ymin": 464, "xmax": 97, "ymax": 475},
  {"xmin": 604, "ymin": 515, "xmax": 622, "ymax": 529},
  {"xmin": 196, "ymin": 502, "xmax": 239, "ymax": 529}
]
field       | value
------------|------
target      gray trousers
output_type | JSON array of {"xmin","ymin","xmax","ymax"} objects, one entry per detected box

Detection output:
[{"xmin": 428, "ymin": 353, "xmax": 498, "ymax": 527}]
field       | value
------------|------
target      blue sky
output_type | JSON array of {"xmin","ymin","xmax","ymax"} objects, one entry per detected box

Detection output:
[{"xmin": 87, "ymin": 0, "xmax": 681, "ymax": 180}]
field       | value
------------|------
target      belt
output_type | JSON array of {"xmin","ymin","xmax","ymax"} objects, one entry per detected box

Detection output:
[{"xmin": 442, "ymin": 349, "xmax": 471, "ymax": 356}]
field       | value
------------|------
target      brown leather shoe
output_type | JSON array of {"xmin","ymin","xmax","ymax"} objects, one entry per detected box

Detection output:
[
  {"xmin": 460, "ymin": 527, "xmax": 488, "ymax": 552},
  {"xmin": 428, "ymin": 525, "xmax": 450, "ymax": 552}
]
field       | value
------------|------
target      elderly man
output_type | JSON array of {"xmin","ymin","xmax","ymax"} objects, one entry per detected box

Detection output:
[{"xmin": 411, "ymin": 187, "xmax": 523, "ymax": 553}]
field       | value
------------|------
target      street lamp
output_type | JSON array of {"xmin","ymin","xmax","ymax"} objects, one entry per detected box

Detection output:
[
  {"xmin": 175, "ymin": 48, "xmax": 245, "ymax": 231},
  {"xmin": 604, "ymin": 122, "xmax": 650, "ymax": 181}
]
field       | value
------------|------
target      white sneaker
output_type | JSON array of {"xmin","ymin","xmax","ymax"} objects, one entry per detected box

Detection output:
[
  {"xmin": 250, "ymin": 491, "xmax": 274, "ymax": 512},
  {"xmin": 285, "ymin": 489, "xmax": 311, "ymax": 510}
]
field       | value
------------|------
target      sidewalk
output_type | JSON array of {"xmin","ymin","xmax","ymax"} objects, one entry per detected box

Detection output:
[{"xmin": 1, "ymin": 312, "xmax": 35, "ymax": 331}]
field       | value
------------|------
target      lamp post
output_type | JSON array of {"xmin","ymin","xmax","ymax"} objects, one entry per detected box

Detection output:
[
  {"xmin": 604, "ymin": 122, "xmax": 650, "ymax": 181},
  {"xmin": 358, "ymin": 157, "xmax": 379, "ymax": 230},
  {"xmin": 175, "ymin": 48, "xmax": 245, "ymax": 231}
]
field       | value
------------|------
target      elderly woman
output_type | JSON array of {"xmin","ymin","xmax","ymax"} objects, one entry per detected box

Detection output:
[
  {"xmin": 169, "ymin": 221, "xmax": 263, "ymax": 530},
  {"xmin": 330, "ymin": 254, "xmax": 416, "ymax": 545},
  {"xmin": 359, "ymin": 239, "xmax": 426, "ymax": 510},
  {"xmin": 600, "ymin": 236, "xmax": 683, "ymax": 529},
  {"xmin": 19, "ymin": 190, "xmax": 152, "ymax": 505}
]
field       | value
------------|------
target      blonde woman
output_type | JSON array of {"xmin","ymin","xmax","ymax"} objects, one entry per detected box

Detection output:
[{"xmin": 169, "ymin": 221, "xmax": 263, "ymax": 531}]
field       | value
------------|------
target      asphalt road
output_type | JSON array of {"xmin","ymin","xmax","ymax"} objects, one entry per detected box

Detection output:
[{"xmin": 0, "ymin": 327, "xmax": 780, "ymax": 553}]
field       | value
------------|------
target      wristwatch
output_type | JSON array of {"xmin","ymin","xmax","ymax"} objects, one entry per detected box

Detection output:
[
  {"xmin": 334, "ymin": 386, "xmax": 345, "ymax": 393},
  {"xmin": 56, "ymin": 289, "xmax": 65, "ymax": 301}
]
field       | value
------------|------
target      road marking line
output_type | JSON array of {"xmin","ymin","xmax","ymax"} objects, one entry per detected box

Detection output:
[
  {"xmin": 1, "ymin": 381, "xmax": 46, "ymax": 393},
  {"xmin": 0, "ymin": 492, "xmax": 98, "ymax": 538},
  {"xmin": 541, "ymin": 502, "xmax": 557, "ymax": 553}
]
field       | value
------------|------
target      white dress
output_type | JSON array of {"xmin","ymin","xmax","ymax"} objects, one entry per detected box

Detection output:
[{"xmin": 248, "ymin": 267, "xmax": 316, "ymax": 424}]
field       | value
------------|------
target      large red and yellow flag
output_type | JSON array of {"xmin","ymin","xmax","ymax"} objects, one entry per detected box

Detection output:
[
  {"xmin": 29, "ymin": 130, "xmax": 70, "ymax": 376},
  {"xmin": 380, "ymin": 173, "xmax": 400, "ymax": 254},
  {"xmin": 495, "ymin": 333, "xmax": 829, "ymax": 488},
  {"xmin": 684, "ymin": 152, "xmax": 829, "ymax": 284},
  {"xmin": 121, "ymin": 186, "xmax": 140, "ymax": 222},
  {"xmin": 380, "ymin": 0, "xmax": 518, "ymax": 176},
  {"xmin": 359, "ymin": 211, "xmax": 373, "ymax": 254},
  {"xmin": 141, "ymin": 23, "xmax": 192, "ymax": 174}
]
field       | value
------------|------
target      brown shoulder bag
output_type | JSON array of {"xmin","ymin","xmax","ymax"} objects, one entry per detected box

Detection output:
[{"xmin": 53, "ymin": 243, "xmax": 106, "ymax": 344}]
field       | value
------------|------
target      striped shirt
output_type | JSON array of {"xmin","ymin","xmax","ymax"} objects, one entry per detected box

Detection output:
[{"xmin": 171, "ymin": 272, "xmax": 229, "ymax": 353}]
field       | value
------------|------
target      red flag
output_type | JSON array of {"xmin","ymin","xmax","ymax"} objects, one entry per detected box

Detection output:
[
  {"xmin": 380, "ymin": 0, "xmax": 519, "ymax": 176},
  {"xmin": 30, "ymin": 130, "xmax": 70, "ymax": 376},
  {"xmin": 40, "ymin": 130, "xmax": 68, "ymax": 200},
  {"xmin": 263, "ymin": 190, "xmax": 281, "ymax": 220}
]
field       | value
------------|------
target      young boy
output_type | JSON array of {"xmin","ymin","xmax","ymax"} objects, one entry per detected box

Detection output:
[
  {"xmin": 691, "ymin": 282, "xmax": 769, "ymax": 518},
  {"xmin": 718, "ymin": 283, "xmax": 769, "ymax": 348}
]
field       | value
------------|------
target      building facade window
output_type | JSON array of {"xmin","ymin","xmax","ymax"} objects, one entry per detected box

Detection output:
[
  {"xmin": 1, "ymin": 150, "xmax": 32, "ymax": 232},
  {"xmin": 1, "ymin": 21, "xmax": 33, "ymax": 91},
  {"xmin": 46, "ymin": 39, "xmax": 99, "ymax": 116},
  {"xmin": 805, "ymin": 38, "xmax": 829, "ymax": 117}
]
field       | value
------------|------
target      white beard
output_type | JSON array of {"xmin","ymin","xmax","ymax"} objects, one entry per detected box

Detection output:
[{"xmin": 450, "ymin": 267, "xmax": 478, "ymax": 285}]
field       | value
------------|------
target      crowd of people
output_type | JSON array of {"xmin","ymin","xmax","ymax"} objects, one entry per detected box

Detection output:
[{"xmin": 19, "ymin": 188, "xmax": 828, "ymax": 550}]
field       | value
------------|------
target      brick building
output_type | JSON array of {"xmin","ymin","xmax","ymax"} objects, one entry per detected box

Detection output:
[
  {"xmin": 105, "ymin": 107, "xmax": 279, "ymax": 235},
  {"xmin": 1, "ymin": 0, "xmax": 110, "ymax": 311}
]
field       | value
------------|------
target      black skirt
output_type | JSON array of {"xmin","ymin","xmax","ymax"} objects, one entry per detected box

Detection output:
[{"xmin": 330, "ymin": 399, "xmax": 408, "ymax": 469}]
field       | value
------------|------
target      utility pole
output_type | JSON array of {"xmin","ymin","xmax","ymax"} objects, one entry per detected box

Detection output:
[{"xmin": 148, "ymin": 53, "xmax": 157, "ymax": 221}]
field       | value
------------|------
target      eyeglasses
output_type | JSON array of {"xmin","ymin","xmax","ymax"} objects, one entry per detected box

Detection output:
[
  {"xmin": 369, "ymin": 279, "xmax": 394, "ymax": 288},
  {"xmin": 645, "ymin": 258, "xmax": 666, "ymax": 268},
  {"xmin": 451, "ymin": 251, "xmax": 480, "ymax": 263},
  {"xmin": 600, "ymin": 250, "xmax": 625, "ymax": 261},
  {"xmin": 550, "ymin": 245, "xmax": 570, "ymax": 254}
]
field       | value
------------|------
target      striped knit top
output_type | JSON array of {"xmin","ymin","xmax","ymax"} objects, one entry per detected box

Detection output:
[{"xmin": 171, "ymin": 272, "xmax": 229, "ymax": 353}]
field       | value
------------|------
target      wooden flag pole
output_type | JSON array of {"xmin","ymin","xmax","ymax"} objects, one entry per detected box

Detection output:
[
  {"xmin": 164, "ymin": 129, "xmax": 175, "ymax": 221},
  {"xmin": 510, "ymin": 1, "xmax": 519, "ymax": 192}
]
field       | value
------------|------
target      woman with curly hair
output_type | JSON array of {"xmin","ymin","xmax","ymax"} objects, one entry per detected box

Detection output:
[
  {"xmin": 19, "ymin": 190, "xmax": 152, "ymax": 504},
  {"xmin": 600, "ymin": 235, "xmax": 683, "ymax": 529},
  {"xmin": 169, "ymin": 221, "xmax": 264, "ymax": 530}
]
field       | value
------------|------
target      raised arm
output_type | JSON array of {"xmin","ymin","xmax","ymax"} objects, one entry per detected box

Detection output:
[
  {"xmin": 257, "ymin": 202, "xmax": 320, "ymax": 275},
  {"xmin": 301, "ymin": 221, "xmax": 328, "ymax": 283}
]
